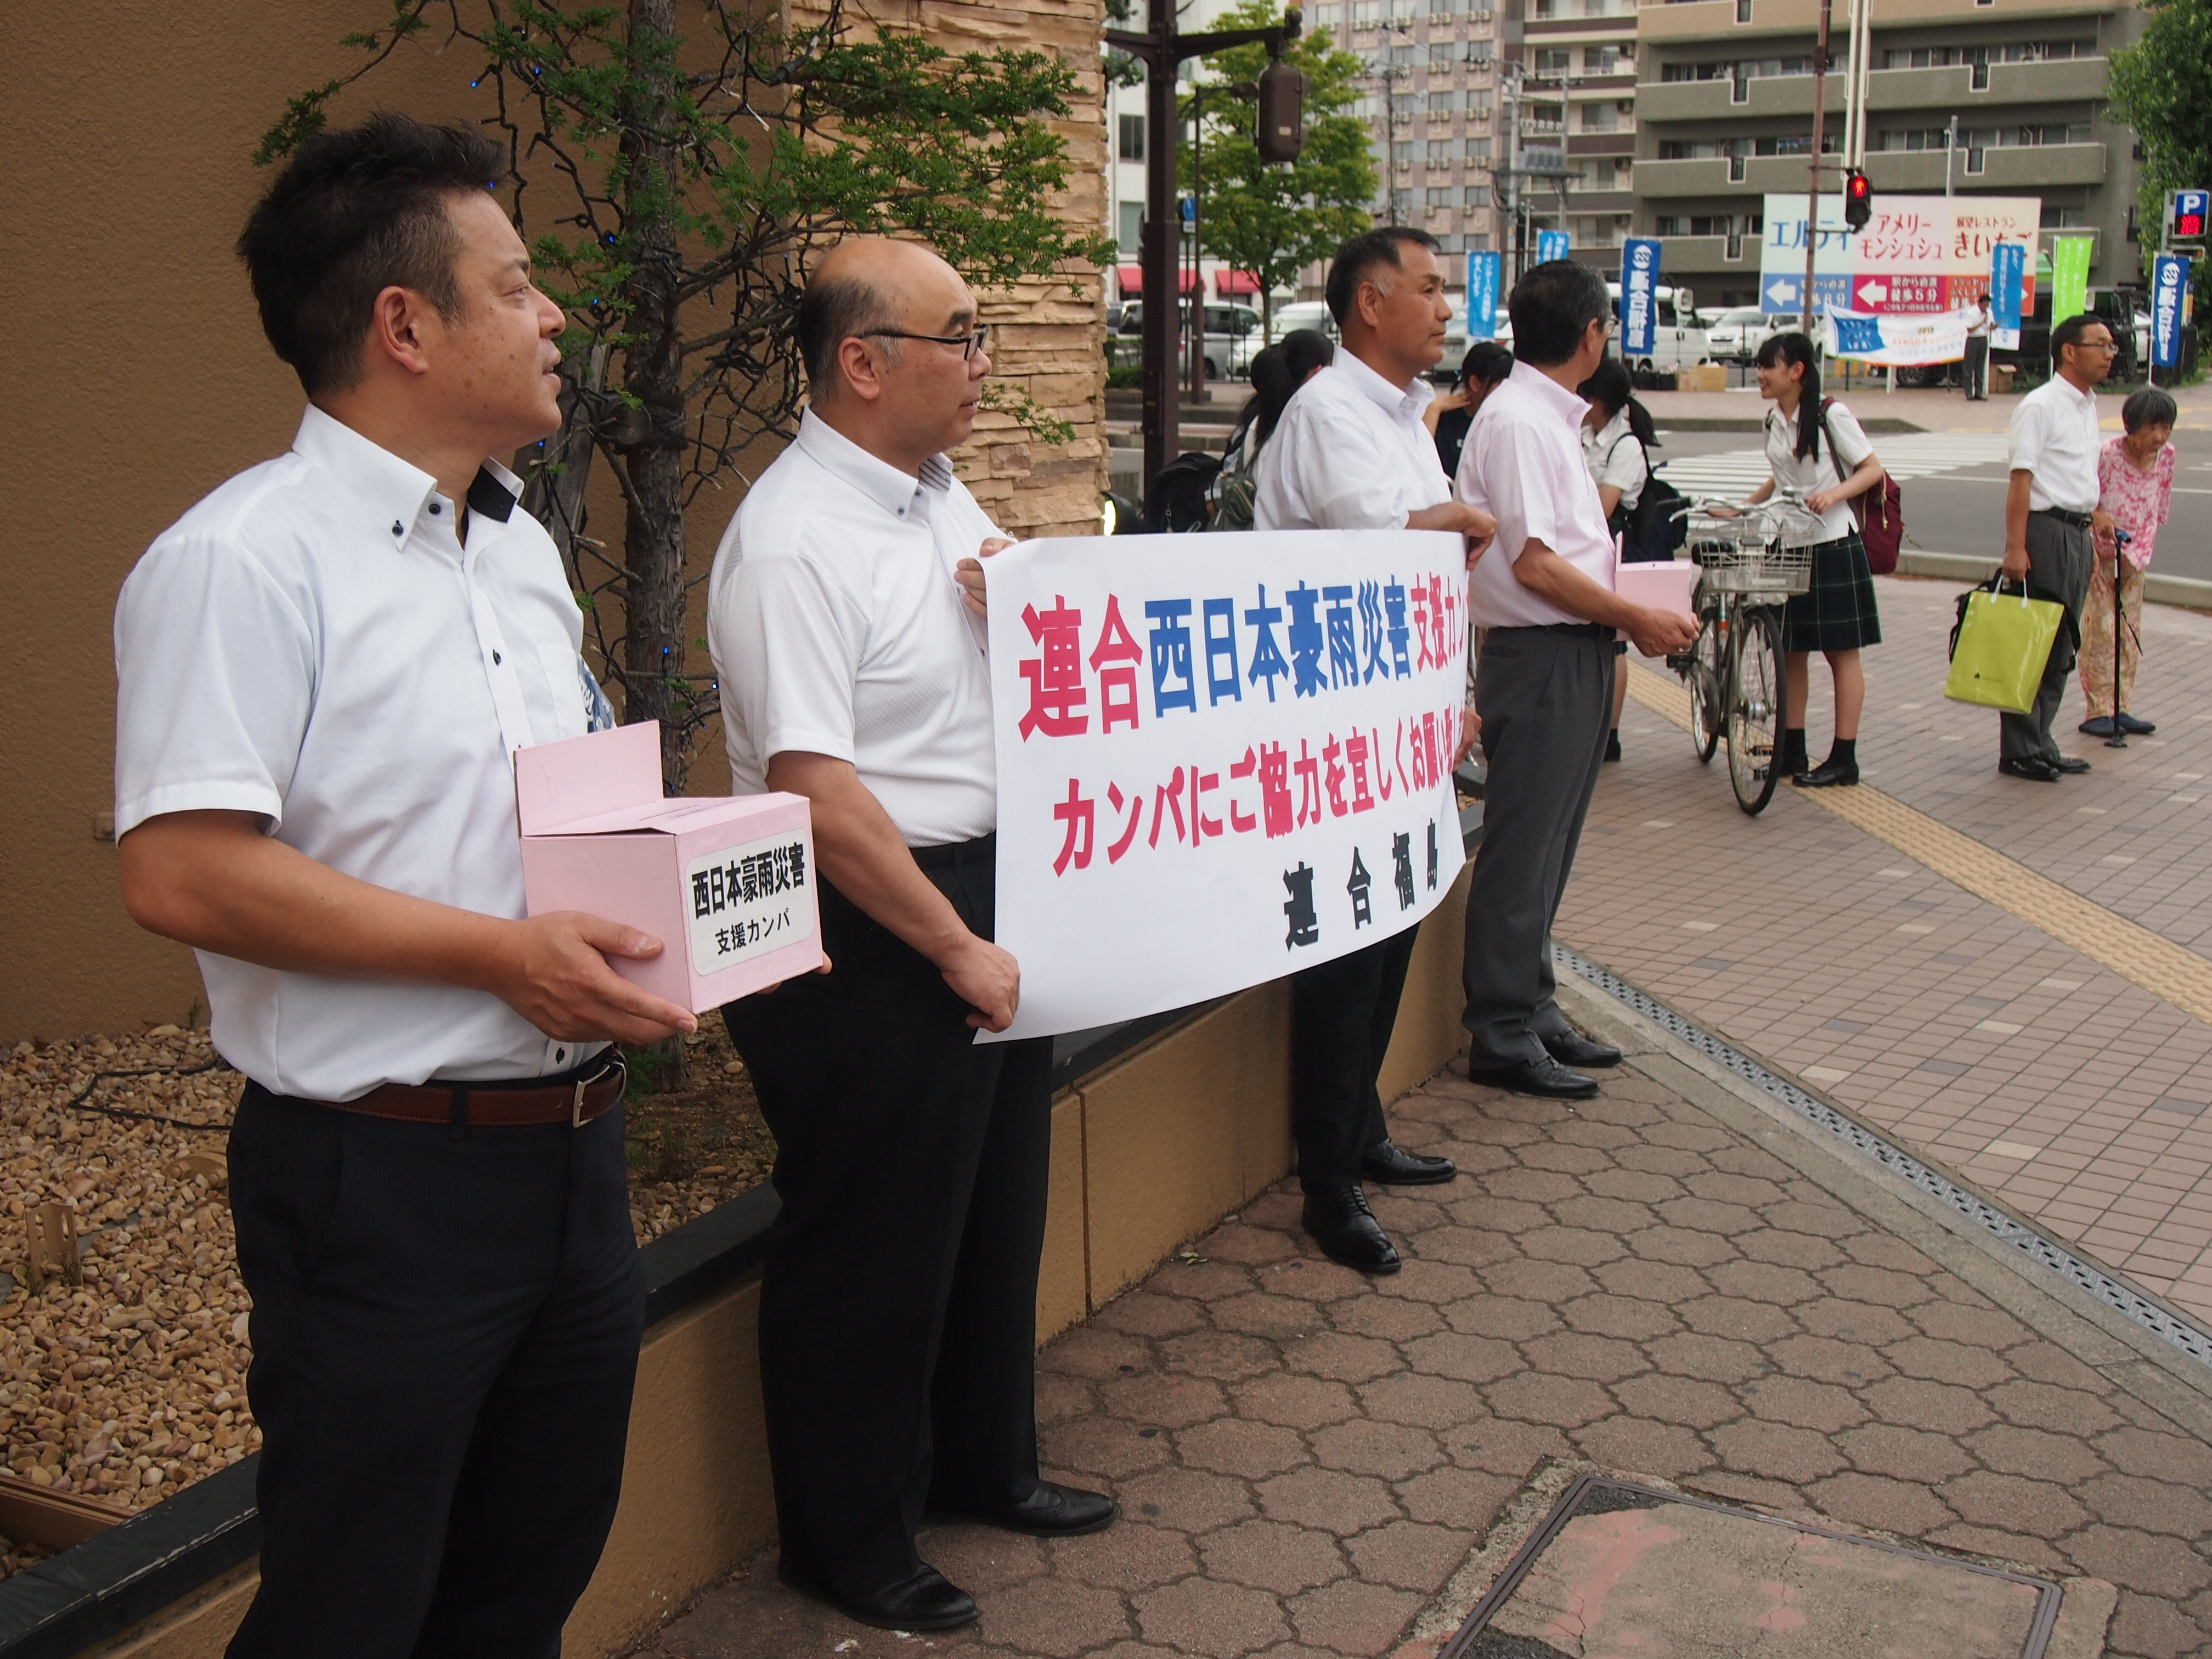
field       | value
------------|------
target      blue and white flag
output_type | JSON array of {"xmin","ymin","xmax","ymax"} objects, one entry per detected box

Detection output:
[
  {"xmin": 1824, "ymin": 306, "xmax": 1975, "ymax": 366},
  {"xmin": 2152, "ymin": 255, "xmax": 2192, "ymax": 370},
  {"xmin": 1989, "ymin": 241, "xmax": 2027, "ymax": 351},
  {"xmin": 1536, "ymin": 229, "xmax": 1570, "ymax": 264},
  {"xmin": 1619, "ymin": 239, "xmax": 1662, "ymax": 356},
  {"xmin": 1466, "ymin": 251, "xmax": 1501, "ymax": 342}
]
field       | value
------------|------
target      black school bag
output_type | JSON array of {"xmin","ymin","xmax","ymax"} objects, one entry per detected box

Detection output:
[{"xmin": 1606, "ymin": 433, "xmax": 1688, "ymax": 563}]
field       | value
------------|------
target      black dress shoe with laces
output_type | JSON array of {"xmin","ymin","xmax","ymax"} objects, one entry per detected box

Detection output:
[
  {"xmin": 1999, "ymin": 757, "xmax": 2061, "ymax": 782},
  {"xmin": 1792, "ymin": 757, "xmax": 1859, "ymax": 788},
  {"xmin": 1361, "ymin": 1138, "xmax": 1458, "ymax": 1184},
  {"xmin": 1542, "ymin": 1028, "xmax": 1622, "ymax": 1070},
  {"xmin": 1302, "ymin": 1186, "xmax": 1402, "ymax": 1274},
  {"xmin": 1469, "ymin": 1054, "xmax": 1600, "ymax": 1099},
  {"xmin": 778, "ymin": 1561, "xmax": 979, "ymax": 1632},
  {"xmin": 2050, "ymin": 754, "xmax": 2091, "ymax": 774},
  {"xmin": 930, "ymin": 1481, "xmax": 1117, "ymax": 1537}
]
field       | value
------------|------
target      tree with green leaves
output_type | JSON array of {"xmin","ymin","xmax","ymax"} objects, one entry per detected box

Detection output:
[
  {"xmin": 1178, "ymin": 0, "xmax": 1374, "ymax": 340},
  {"xmin": 2107, "ymin": 0, "xmax": 2212, "ymax": 292},
  {"xmin": 265, "ymin": 0, "xmax": 1113, "ymax": 792}
]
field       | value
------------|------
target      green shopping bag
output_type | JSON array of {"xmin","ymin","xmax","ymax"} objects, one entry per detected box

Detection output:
[{"xmin": 1945, "ymin": 577, "xmax": 2062, "ymax": 713}]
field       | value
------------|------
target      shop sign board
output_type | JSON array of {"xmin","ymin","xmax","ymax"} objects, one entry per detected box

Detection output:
[
  {"xmin": 983, "ymin": 531, "xmax": 1469, "ymax": 1041},
  {"xmin": 1759, "ymin": 194, "xmax": 2040, "ymax": 318}
]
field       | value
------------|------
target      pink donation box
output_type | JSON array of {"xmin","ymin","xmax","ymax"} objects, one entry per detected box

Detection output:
[
  {"xmin": 514, "ymin": 721, "xmax": 822, "ymax": 1013},
  {"xmin": 1612, "ymin": 552, "xmax": 1699, "ymax": 652}
]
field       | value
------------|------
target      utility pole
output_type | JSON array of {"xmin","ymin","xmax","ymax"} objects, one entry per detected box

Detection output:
[
  {"xmin": 1108, "ymin": 3, "xmax": 1305, "ymax": 489},
  {"xmin": 1802, "ymin": 0, "xmax": 1832, "ymax": 331},
  {"xmin": 1944, "ymin": 112, "xmax": 1958, "ymax": 197}
]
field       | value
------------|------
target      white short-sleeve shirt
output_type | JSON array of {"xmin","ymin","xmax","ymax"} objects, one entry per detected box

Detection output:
[
  {"xmin": 2009, "ymin": 372, "xmax": 2102, "ymax": 515},
  {"xmin": 1458, "ymin": 360, "xmax": 1617, "ymax": 628},
  {"xmin": 1583, "ymin": 411, "xmax": 1647, "ymax": 514},
  {"xmin": 112, "ymin": 404, "xmax": 599, "ymax": 1102},
  {"xmin": 708, "ymin": 409, "xmax": 1002, "ymax": 848},
  {"xmin": 1253, "ymin": 350, "xmax": 1452, "ymax": 532},
  {"xmin": 1762, "ymin": 399, "xmax": 1875, "ymax": 545}
]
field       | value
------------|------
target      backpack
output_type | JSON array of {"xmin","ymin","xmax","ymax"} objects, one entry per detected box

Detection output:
[
  {"xmin": 1207, "ymin": 421, "xmax": 1261, "ymax": 532},
  {"xmin": 1606, "ymin": 433, "xmax": 1688, "ymax": 563},
  {"xmin": 1143, "ymin": 450, "xmax": 1224, "ymax": 534},
  {"xmin": 1818, "ymin": 398, "xmax": 1904, "ymax": 575}
]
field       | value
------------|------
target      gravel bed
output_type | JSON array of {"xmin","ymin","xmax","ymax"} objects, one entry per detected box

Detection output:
[{"xmin": 0, "ymin": 1021, "xmax": 776, "ymax": 1579}]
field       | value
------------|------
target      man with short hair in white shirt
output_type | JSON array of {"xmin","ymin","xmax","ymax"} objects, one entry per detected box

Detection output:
[
  {"xmin": 1252, "ymin": 226, "xmax": 1495, "ymax": 1277},
  {"xmin": 1997, "ymin": 313, "xmax": 2119, "ymax": 781},
  {"xmin": 112, "ymin": 115, "xmax": 703, "ymax": 1656},
  {"xmin": 1965, "ymin": 293, "xmax": 1994, "ymax": 400},
  {"xmin": 708, "ymin": 237, "xmax": 1113, "ymax": 1635},
  {"xmin": 1455, "ymin": 262, "xmax": 1698, "ymax": 1099}
]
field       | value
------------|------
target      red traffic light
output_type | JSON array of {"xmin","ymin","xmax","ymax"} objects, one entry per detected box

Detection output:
[{"xmin": 1843, "ymin": 169, "xmax": 1872, "ymax": 232}]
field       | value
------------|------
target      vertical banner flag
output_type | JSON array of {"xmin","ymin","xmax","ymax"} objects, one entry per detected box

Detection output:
[
  {"xmin": 1619, "ymin": 238, "xmax": 1662, "ymax": 357},
  {"xmin": 982, "ymin": 532, "xmax": 1470, "ymax": 1042},
  {"xmin": 2049, "ymin": 236, "xmax": 2093, "ymax": 328},
  {"xmin": 1537, "ymin": 229, "xmax": 1570, "ymax": 264},
  {"xmin": 1466, "ymin": 250, "xmax": 1502, "ymax": 342},
  {"xmin": 2152, "ymin": 255, "xmax": 2192, "ymax": 369},
  {"xmin": 1989, "ymin": 240, "xmax": 2027, "ymax": 351}
]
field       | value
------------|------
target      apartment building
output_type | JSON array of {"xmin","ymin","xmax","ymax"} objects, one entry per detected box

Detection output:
[
  {"xmin": 1633, "ymin": 0, "xmax": 2147, "ymax": 308},
  {"xmin": 1522, "ymin": 0, "xmax": 1641, "ymax": 255}
]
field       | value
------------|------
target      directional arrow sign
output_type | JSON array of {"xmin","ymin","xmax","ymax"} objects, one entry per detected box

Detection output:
[
  {"xmin": 1766, "ymin": 278, "xmax": 1798, "ymax": 305},
  {"xmin": 1857, "ymin": 280, "xmax": 1889, "ymax": 306}
]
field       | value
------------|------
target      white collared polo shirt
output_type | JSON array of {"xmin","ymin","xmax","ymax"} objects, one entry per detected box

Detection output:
[
  {"xmin": 1253, "ymin": 349, "xmax": 1453, "ymax": 532},
  {"xmin": 1459, "ymin": 360, "xmax": 1618, "ymax": 629},
  {"xmin": 708, "ymin": 409, "xmax": 1002, "ymax": 848},
  {"xmin": 113, "ymin": 403, "xmax": 597, "ymax": 1102}
]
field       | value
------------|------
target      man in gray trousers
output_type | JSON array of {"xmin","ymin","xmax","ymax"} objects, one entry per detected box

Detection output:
[
  {"xmin": 1996, "ymin": 312, "xmax": 2118, "ymax": 783},
  {"xmin": 1453, "ymin": 262, "xmax": 1697, "ymax": 1098}
]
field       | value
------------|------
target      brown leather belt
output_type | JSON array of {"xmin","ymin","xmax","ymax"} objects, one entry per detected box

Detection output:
[{"xmin": 334, "ymin": 1056, "xmax": 626, "ymax": 1128}]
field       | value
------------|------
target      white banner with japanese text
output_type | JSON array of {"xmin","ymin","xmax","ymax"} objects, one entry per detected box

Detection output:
[{"xmin": 981, "ymin": 531, "xmax": 1469, "ymax": 1042}]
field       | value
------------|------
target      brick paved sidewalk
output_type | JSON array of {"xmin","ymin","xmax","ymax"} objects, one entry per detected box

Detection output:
[
  {"xmin": 1573, "ymin": 578, "xmax": 2212, "ymax": 1320},
  {"xmin": 633, "ymin": 978, "xmax": 2212, "ymax": 1659}
]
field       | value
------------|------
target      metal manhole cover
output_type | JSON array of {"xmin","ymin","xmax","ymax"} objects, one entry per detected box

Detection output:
[{"xmin": 1443, "ymin": 1476, "xmax": 2062, "ymax": 1659}]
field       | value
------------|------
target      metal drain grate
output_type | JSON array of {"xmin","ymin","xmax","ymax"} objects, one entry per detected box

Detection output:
[{"xmin": 1558, "ymin": 944, "xmax": 2212, "ymax": 1369}]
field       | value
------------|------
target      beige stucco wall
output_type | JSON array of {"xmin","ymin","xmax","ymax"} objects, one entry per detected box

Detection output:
[{"xmin": 2, "ymin": 1, "xmax": 1107, "ymax": 1043}]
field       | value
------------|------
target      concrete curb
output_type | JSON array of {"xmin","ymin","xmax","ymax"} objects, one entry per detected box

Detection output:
[{"xmin": 1892, "ymin": 550, "xmax": 2212, "ymax": 612}]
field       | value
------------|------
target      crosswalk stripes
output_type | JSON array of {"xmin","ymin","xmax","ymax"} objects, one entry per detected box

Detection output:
[{"xmin": 1651, "ymin": 431, "xmax": 2014, "ymax": 501}]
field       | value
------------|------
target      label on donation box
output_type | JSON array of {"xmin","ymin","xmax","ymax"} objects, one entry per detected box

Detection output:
[{"xmin": 514, "ymin": 720, "xmax": 822, "ymax": 1013}]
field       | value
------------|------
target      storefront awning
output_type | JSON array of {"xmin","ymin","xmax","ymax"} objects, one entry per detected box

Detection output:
[
  {"xmin": 1215, "ymin": 269, "xmax": 1261, "ymax": 296},
  {"xmin": 1113, "ymin": 266, "xmax": 1202, "ymax": 297}
]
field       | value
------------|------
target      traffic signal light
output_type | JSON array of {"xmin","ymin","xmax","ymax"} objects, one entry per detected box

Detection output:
[
  {"xmin": 1256, "ymin": 60, "xmax": 1307, "ymax": 163},
  {"xmin": 1843, "ymin": 168, "xmax": 1872, "ymax": 232}
]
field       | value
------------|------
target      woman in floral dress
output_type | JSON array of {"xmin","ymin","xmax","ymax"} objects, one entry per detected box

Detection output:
[{"xmin": 2081, "ymin": 388, "xmax": 2176, "ymax": 737}]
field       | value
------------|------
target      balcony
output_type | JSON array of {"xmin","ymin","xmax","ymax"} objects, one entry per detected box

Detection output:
[
  {"xmin": 1974, "ymin": 139, "xmax": 2107, "ymax": 187},
  {"xmin": 1633, "ymin": 70, "xmax": 1842, "ymax": 124},
  {"xmin": 1637, "ymin": 0, "xmax": 2121, "ymax": 45},
  {"xmin": 1865, "ymin": 65, "xmax": 1976, "ymax": 111},
  {"xmin": 1652, "ymin": 234, "xmax": 1743, "ymax": 273},
  {"xmin": 1634, "ymin": 156, "xmax": 1735, "ymax": 196},
  {"xmin": 1987, "ymin": 57, "xmax": 2108, "ymax": 102}
]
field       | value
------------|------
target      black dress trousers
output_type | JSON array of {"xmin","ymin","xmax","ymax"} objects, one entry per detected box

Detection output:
[
  {"xmin": 722, "ymin": 834, "xmax": 1055, "ymax": 1598},
  {"xmin": 225, "ymin": 1081, "xmax": 645, "ymax": 1659},
  {"xmin": 1289, "ymin": 926, "xmax": 1421, "ymax": 1192}
]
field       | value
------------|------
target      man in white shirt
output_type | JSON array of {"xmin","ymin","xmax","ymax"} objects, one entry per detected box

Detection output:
[
  {"xmin": 1455, "ymin": 262, "xmax": 1698, "ymax": 1098},
  {"xmin": 1997, "ymin": 313, "xmax": 2118, "ymax": 781},
  {"xmin": 112, "ymin": 116, "xmax": 701, "ymax": 1656},
  {"xmin": 708, "ymin": 237, "xmax": 1113, "ymax": 1635},
  {"xmin": 1964, "ymin": 294, "xmax": 1993, "ymax": 400},
  {"xmin": 1252, "ymin": 227, "xmax": 1494, "ymax": 1276}
]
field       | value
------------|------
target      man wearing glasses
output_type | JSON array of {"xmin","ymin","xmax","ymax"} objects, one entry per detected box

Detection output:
[
  {"xmin": 1996, "ymin": 314, "xmax": 2118, "ymax": 782},
  {"xmin": 707, "ymin": 236, "xmax": 1113, "ymax": 1636}
]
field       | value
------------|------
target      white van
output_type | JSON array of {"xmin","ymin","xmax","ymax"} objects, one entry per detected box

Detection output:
[{"xmin": 1606, "ymin": 282, "xmax": 1709, "ymax": 373}]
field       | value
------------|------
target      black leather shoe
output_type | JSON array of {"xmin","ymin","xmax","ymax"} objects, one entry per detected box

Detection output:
[
  {"xmin": 1604, "ymin": 730, "xmax": 1622, "ymax": 763},
  {"xmin": 2118, "ymin": 712, "xmax": 2155, "ymax": 735},
  {"xmin": 1302, "ymin": 1186, "xmax": 1401, "ymax": 1274},
  {"xmin": 1361, "ymin": 1138, "xmax": 1458, "ymax": 1184},
  {"xmin": 2050, "ymin": 754, "xmax": 2092, "ymax": 774},
  {"xmin": 1542, "ymin": 1028, "xmax": 1622, "ymax": 1070},
  {"xmin": 779, "ymin": 1561, "xmax": 979, "ymax": 1632},
  {"xmin": 2079, "ymin": 715, "xmax": 2117, "ymax": 738},
  {"xmin": 1999, "ymin": 757, "xmax": 2061, "ymax": 782},
  {"xmin": 1470, "ymin": 1055, "xmax": 1600, "ymax": 1099},
  {"xmin": 931, "ymin": 1481, "xmax": 1116, "ymax": 1537},
  {"xmin": 1792, "ymin": 758, "xmax": 1859, "ymax": 788}
]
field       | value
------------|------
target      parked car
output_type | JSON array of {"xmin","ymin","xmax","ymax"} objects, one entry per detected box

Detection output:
[
  {"xmin": 1115, "ymin": 300, "xmax": 1262, "ymax": 379},
  {"xmin": 1701, "ymin": 305, "xmax": 1786, "ymax": 363},
  {"xmin": 1606, "ymin": 282, "xmax": 1710, "ymax": 371}
]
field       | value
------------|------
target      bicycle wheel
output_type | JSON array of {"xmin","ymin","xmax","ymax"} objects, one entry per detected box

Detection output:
[
  {"xmin": 1686, "ymin": 615, "xmax": 1723, "ymax": 764},
  {"xmin": 1726, "ymin": 605, "xmax": 1785, "ymax": 815}
]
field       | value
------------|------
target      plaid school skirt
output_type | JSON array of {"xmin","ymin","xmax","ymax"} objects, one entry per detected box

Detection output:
[{"xmin": 1780, "ymin": 531, "xmax": 1882, "ymax": 654}]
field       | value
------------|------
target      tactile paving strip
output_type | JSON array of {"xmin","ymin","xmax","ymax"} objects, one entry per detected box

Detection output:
[
  {"xmin": 1622, "ymin": 661, "xmax": 2212, "ymax": 1028},
  {"xmin": 1557, "ymin": 942, "xmax": 2212, "ymax": 1368}
]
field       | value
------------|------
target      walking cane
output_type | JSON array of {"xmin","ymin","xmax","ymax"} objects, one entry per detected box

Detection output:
[{"xmin": 2104, "ymin": 528, "xmax": 2133, "ymax": 749}]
